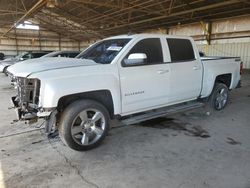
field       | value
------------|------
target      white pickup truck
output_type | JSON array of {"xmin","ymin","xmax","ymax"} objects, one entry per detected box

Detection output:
[{"xmin": 7, "ymin": 34, "xmax": 242, "ymax": 151}]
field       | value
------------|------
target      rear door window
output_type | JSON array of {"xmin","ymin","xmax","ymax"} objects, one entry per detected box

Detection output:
[{"xmin": 166, "ymin": 38, "xmax": 195, "ymax": 62}]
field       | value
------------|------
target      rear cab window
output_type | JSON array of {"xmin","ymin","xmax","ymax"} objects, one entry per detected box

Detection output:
[{"xmin": 166, "ymin": 38, "xmax": 195, "ymax": 62}]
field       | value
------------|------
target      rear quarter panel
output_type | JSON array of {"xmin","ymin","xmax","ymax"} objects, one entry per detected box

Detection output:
[{"xmin": 201, "ymin": 58, "xmax": 241, "ymax": 98}]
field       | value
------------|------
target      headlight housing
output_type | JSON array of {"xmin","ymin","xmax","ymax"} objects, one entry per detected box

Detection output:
[{"xmin": 16, "ymin": 77, "xmax": 41, "ymax": 107}]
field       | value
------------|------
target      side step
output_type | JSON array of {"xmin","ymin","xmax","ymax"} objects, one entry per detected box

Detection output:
[{"xmin": 121, "ymin": 101, "xmax": 204, "ymax": 126}]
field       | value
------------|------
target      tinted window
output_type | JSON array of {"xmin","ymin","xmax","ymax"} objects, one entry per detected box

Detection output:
[
  {"xmin": 58, "ymin": 53, "xmax": 71, "ymax": 57},
  {"xmin": 22, "ymin": 53, "xmax": 32, "ymax": 60},
  {"xmin": 167, "ymin": 38, "xmax": 195, "ymax": 62},
  {"xmin": 33, "ymin": 53, "xmax": 48, "ymax": 58},
  {"xmin": 58, "ymin": 53, "xmax": 68, "ymax": 57},
  {"xmin": 129, "ymin": 38, "xmax": 163, "ymax": 64},
  {"xmin": 68, "ymin": 52, "xmax": 79, "ymax": 58}
]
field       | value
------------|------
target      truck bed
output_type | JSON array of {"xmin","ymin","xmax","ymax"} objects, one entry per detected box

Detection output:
[
  {"xmin": 201, "ymin": 56, "xmax": 241, "ymax": 61},
  {"xmin": 200, "ymin": 56, "xmax": 241, "ymax": 98}
]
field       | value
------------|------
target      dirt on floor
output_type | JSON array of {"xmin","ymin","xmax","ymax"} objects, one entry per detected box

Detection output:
[{"xmin": 0, "ymin": 73, "xmax": 250, "ymax": 188}]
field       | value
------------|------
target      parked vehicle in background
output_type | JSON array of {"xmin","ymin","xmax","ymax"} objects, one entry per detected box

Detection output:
[
  {"xmin": 0, "ymin": 52, "xmax": 4, "ymax": 60},
  {"xmin": 41, "ymin": 51, "xmax": 80, "ymax": 58},
  {"xmin": 0, "ymin": 51, "xmax": 51, "ymax": 74},
  {"xmin": 199, "ymin": 51, "xmax": 205, "ymax": 57},
  {"xmin": 8, "ymin": 34, "xmax": 242, "ymax": 151}
]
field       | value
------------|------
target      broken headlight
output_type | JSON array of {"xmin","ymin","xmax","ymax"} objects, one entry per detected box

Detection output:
[{"xmin": 16, "ymin": 77, "xmax": 41, "ymax": 108}]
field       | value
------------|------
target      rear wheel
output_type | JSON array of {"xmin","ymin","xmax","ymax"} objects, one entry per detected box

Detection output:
[
  {"xmin": 209, "ymin": 83, "xmax": 229, "ymax": 110},
  {"xmin": 58, "ymin": 99, "xmax": 110, "ymax": 151}
]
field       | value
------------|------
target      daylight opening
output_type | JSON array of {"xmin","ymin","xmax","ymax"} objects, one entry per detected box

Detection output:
[{"xmin": 16, "ymin": 21, "xmax": 39, "ymax": 30}]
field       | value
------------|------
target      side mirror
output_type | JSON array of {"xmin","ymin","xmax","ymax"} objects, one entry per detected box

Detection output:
[
  {"xmin": 19, "ymin": 57, "xmax": 24, "ymax": 61},
  {"xmin": 123, "ymin": 53, "xmax": 147, "ymax": 66}
]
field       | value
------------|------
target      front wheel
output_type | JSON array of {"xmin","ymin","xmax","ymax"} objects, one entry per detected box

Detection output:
[
  {"xmin": 209, "ymin": 83, "xmax": 229, "ymax": 110},
  {"xmin": 58, "ymin": 99, "xmax": 110, "ymax": 151}
]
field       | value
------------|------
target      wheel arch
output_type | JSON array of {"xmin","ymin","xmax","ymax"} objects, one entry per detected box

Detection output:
[
  {"xmin": 3, "ymin": 65, "xmax": 10, "ymax": 76},
  {"xmin": 57, "ymin": 90, "xmax": 115, "ymax": 118},
  {"xmin": 200, "ymin": 73, "xmax": 232, "ymax": 99},
  {"xmin": 214, "ymin": 73, "xmax": 232, "ymax": 88}
]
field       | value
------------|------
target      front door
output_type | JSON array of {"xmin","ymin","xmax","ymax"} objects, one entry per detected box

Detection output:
[{"xmin": 119, "ymin": 38, "xmax": 171, "ymax": 115}]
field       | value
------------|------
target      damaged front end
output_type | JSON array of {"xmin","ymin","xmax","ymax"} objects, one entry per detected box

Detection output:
[
  {"xmin": 12, "ymin": 77, "xmax": 40, "ymax": 120},
  {"xmin": 11, "ymin": 77, "xmax": 57, "ymax": 134}
]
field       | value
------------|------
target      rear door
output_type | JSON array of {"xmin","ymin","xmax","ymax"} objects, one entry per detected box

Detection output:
[
  {"xmin": 119, "ymin": 38, "xmax": 171, "ymax": 114},
  {"xmin": 166, "ymin": 38, "xmax": 202, "ymax": 103}
]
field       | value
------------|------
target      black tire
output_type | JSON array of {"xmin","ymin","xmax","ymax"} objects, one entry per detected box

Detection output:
[
  {"xmin": 58, "ymin": 99, "xmax": 110, "ymax": 151},
  {"xmin": 209, "ymin": 83, "xmax": 229, "ymax": 111},
  {"xmin": 3, "ymin": 66, "xmax": 9, "ymax": 76}
]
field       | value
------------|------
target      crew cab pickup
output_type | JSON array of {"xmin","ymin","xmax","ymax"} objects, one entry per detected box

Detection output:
[{"xmin": 7, "ymin": 34, "xmax": 242, "ymax": 151}]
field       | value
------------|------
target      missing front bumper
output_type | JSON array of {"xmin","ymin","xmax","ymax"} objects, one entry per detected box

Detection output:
[
  {"xmin": 11, "ymin": 96, "xmax": 21, "ymax": 120},
  {"xmin": 11, "ymin": 96, "xmax": 37, "ymax": 121},
  {"xmin": 11, "ymin": 96, "xmax": 57, "ymax": 134}
]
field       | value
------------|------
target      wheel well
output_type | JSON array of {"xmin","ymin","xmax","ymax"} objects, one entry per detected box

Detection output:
[
  {"xmin": 215, "ymin": 74, "xmax": 232, "ymax": 88},
  {"xmin": 57, "ymin": 90, "xmax": 114, "ymax": 118},
  {"xmin": 3, "ymin": 65, "xmax": 9, "ymax": 72}
]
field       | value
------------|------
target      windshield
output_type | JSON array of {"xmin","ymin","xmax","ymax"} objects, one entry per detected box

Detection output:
[{"xmin": 77, "ymin": 39, "xmax": 131, "ymax": 64}]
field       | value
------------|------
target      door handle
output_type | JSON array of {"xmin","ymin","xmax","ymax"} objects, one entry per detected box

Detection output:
[
  {"xmin": 193, "ymin": 66, "xmax": 200, "ymax": 70},
  {"xmin": 157, "ymin": 69, "xmax": 169, "ymax": 74}
]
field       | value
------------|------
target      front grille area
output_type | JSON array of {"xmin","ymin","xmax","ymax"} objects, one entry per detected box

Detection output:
[{"xmin": 16, "ymin": 77, "xmax": 40, "ymax": 106}]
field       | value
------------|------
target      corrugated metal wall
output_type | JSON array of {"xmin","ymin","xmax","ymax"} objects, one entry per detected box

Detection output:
[
  {"xmin": 148, "ymin": 18, "xmax": 250, "ymax": 69},
  {"xmin": 1, "ymin": 15, "xmax": 250, "ymax": 65},
  {"xmin": 197, "ymin": 43, "xmax": 250, "ymax": 69},
  {"xmin": 0, "ymin": 28, "xmax": 89, "ymax": 57},
  {"xmin": 167, "ymin": 15, "xmax": 250, "ymax": 69}
]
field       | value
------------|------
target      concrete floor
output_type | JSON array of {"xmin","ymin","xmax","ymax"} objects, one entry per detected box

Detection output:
[{"xmin": 0, "ymin": 73, "xmax": 250, "ymax": 188}]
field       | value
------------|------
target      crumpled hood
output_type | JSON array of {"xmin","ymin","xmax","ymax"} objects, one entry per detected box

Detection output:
[{"xmin": 7, "ymin": 57, "xmax": 97, "ymax": 77}]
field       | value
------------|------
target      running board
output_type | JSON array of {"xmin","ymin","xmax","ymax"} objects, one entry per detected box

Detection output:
[{"xmin": 121, "ymin": 101, "xmax": 204, "ymax": 126}]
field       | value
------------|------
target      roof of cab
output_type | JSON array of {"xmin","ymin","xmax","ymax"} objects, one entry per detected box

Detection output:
[{"xmin": 105, "ymin": 33, "xmax": 193, "ymax": 40}]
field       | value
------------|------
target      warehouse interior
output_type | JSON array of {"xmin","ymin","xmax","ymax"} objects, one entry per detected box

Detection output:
[
  {"xmin": 0, "ymin": 0, "xmax": 250, "ymax": 188},
  {"xmin": 0, "ymin": 0, "xmax": 250, "ymax": 68}
]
